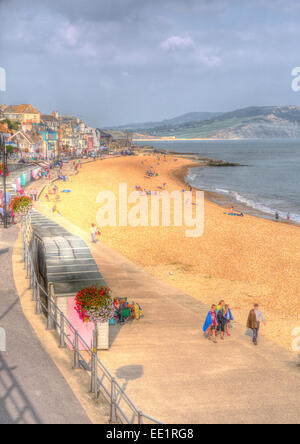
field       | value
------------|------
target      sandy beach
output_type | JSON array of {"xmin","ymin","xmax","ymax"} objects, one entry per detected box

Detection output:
[{"xmin": 40, "ymin": 155, "xmax": 300, "ymax": 352}]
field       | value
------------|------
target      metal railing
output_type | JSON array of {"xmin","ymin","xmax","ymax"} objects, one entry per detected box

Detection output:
[{"xmin": 21, "ymin": 215, "xmax": 161, "ymax": 425}]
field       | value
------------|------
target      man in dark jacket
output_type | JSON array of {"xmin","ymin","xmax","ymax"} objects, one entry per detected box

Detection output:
[{"xmin": 247, "ymin": 304, "xmax": 266, "ymax": 345}]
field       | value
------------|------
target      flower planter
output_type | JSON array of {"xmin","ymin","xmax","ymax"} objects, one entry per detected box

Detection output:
[
  {"xmin": 75, "ymin": 286, "xmax": 114, "ymax": 350},
  {"xmin": 11, "ymin": 196, "xmax": 33, "ymax": 215}
]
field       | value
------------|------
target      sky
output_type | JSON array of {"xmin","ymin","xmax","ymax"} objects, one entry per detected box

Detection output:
[{"xmin": 1, "ymin": 0, "xmax": 300, "ymax": 127}]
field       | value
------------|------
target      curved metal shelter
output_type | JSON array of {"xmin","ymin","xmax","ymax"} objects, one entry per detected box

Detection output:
[{"xmin": 29, "ymin": 210, "xmax": 106, "ymax": 297}]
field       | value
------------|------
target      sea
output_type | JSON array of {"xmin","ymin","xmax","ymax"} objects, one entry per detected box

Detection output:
[{"xmin": 134, "ymin": 139, "xmax": 300, "ymax": 224}]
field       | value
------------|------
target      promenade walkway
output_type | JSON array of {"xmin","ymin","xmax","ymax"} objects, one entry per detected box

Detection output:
[
  {"xmin": 0, "ymin": 226, "xmax": 91, "ymax": 424},
  {"xmin": 35, "ymin": 204, "xmax": 300, "ymax": 424}
]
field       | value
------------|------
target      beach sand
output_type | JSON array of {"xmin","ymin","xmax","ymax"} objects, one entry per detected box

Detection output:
[{"xmin": 40, "ymin": 155, "xmax": 300, "ymax": 352}]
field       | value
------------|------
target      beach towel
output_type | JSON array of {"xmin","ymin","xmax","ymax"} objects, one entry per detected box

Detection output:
[
  {"xmin": 203, "ymin": 311, "xmax": 215, "ymax": 333},
  {"xmin": 225, "ymin": 308, "xmax": 234, "ymax": 321}
]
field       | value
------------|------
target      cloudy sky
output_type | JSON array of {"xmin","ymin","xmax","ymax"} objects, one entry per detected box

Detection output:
[{"xmin": 1, "ymin": 0, "xmax": 300, "ymax": 126}]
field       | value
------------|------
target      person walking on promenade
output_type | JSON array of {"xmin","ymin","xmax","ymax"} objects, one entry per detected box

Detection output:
[
  {"xmin": 90, "ymin": 223, "xmax": 101, "ymax": 243},
  {"xmin": 216, "ymin": 300, "xmax": 225, "ymax": 336},
  {"xmin": 247, "ymin": 304, "xmax": 266, "ymax": 346},
  {"xmin": 203, "ymin": 305, "xmax": 218, "ymax": 343},
  {"xmin": 224, "ymin": 304, "xmax": 234, "ymax": 337},
  {"xmin": 33, "ymin": 189, "xmax": 38, "ymax": 201},
  {"xmin": 217, "ymin": 305, "xmax": 226, "ymax": 341},
  {"xmin": 216, "ymin": 300, "xmax": 225, "ymax": 315}
]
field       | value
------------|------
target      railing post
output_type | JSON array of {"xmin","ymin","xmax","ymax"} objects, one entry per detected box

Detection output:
[
  {"xmin": 30, "ymin": 265, "xmax": 34, "ymax": 290},
  {"xmin": 73, "ymin": 331, "xmax": 80, "ymax": 369},
  {"xmin": 24, "ymin": 244, "xmax": 27, "ymax": 270},
  {"xmin": 32, "ymin": 278, "xmax": 37, "ymax": 302},
  {"xmin": 54, "ymin": 301, "xmax": 58, "ymax": 330},
  {"xmin": 91, "ymin": 351, "xmax": 96, "ymax": 394},
  {"xmin": 31, "ymin": 266, "xmax": 34, "ymax": 289},
  {"xmin": 59, "ymin": 313, "xmax": 66, "ymax": 348},
  {"xmin": 110, "ymin": 378, "xmax": 118, "ymax": 423},
  {"xmin": 46, "ymin": 296, "xmax": 55, "ymax": 330},
  {"xmin": 35, "ymin": 284, "xmax": 42, "ymax": 315},
  {"xmin": 138, "ymin": 411, "xmax": 143, "ymax": 425},
  {"xmin": 90, "ymin": 328, "xmax": 99, "ymax": 398},
  {"xmin": 22, "ymin": 229, "xmax": 25, "ymax": 262},
  {"xmin": 26, "ymin": 254, "xmax": 30, "ymax": 279}
]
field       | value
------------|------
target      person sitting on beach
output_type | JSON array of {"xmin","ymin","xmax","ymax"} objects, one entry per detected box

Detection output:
[
  {"xmin": 52, "ymin": 205, "xmax": 60, "ymax": 215},
  {"xmin": 203, "ymin": 305, "xmax": 218, "ymax": 343},
  {"xmin": 225, "ymin": 211, "xmax": 244, "ymax": 217}
]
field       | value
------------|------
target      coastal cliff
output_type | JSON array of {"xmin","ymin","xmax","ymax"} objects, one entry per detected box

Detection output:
[{"xmin": 116, "ymin": 106, "xmax": 300, "ymax": 140}]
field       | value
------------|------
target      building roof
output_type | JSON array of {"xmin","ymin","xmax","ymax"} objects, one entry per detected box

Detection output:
[
  {"xmin": 4, "ymin": 104, "xmax": 40, "ymax": 115},
  {"xmin": 10, "ymin": 130, "xmax": 43, "ymax": 144},
  {"xmin": 41, "ymin": 114, "xmax": 59, "ymax": 123}
]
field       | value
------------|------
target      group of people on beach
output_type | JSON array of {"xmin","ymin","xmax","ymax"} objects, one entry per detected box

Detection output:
[
  {"xmin": 203, "ymin": 301, "xmax": 266, "ymax": 346},
  {"xmin": 29, "ymin": 189, "xmax": 38, "ymax": 201},
  {"xmin": 203, "ymin": 301, "xmax": 234, "ymax": 343},
  {"xmin": 90, "ymin": 223, "xmax": 101, "ymax": 243},
  {"xmin": 275, "ymin": 211, "xmax": 291, "ymax": 222}
]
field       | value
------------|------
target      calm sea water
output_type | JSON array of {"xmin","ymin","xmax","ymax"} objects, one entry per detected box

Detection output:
[{"xmin": 134, "ymin": 139, "xmax": 300, "ymax": 223}]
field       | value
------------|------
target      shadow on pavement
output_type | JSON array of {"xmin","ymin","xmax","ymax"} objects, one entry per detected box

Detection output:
[
  {"xmin": 0, "ymin": 354, "xmax": 42, "ymax": 424},
  {"xmin": 0, "ymin": 298, "xmax": 20, "ymax": 321}
]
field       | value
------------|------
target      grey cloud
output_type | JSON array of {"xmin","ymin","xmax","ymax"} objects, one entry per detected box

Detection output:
[{"xmin": 0, "ymin": 0, "xmax": 300, "ymax": 126}]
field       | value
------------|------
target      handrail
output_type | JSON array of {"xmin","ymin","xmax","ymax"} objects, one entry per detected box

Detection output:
[{"xmin": 21, "ymin": 215, "xmax": 162, "ymax": 425}]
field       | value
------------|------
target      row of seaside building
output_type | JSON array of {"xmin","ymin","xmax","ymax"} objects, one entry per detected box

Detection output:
[{"xmin": 0, "ymin": 104, "xmax": 133, "ymax": 159}]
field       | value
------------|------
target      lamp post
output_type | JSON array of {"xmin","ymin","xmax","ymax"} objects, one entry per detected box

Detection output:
[{"xmin": 0, "ymin": 134, "xmax": 8, "ymax": 228}]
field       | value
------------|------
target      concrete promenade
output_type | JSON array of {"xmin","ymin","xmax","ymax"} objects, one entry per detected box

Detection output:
[
  {"xmin": 0, "ymin": 226, "xmax": 91, "ymax": 424},
  {"xmin": 36, "ymin": 204, "xmax": 300, "ymax": 424}
]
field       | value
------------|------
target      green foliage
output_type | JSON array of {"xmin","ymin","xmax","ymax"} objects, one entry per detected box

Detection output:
[
  {"xmin": 5, "ymin": 145, "xmax": 15, "ymax": 154},
  {"xmin": 1, "ymin": 119, "xmax": 21, "ymax": 131}
]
